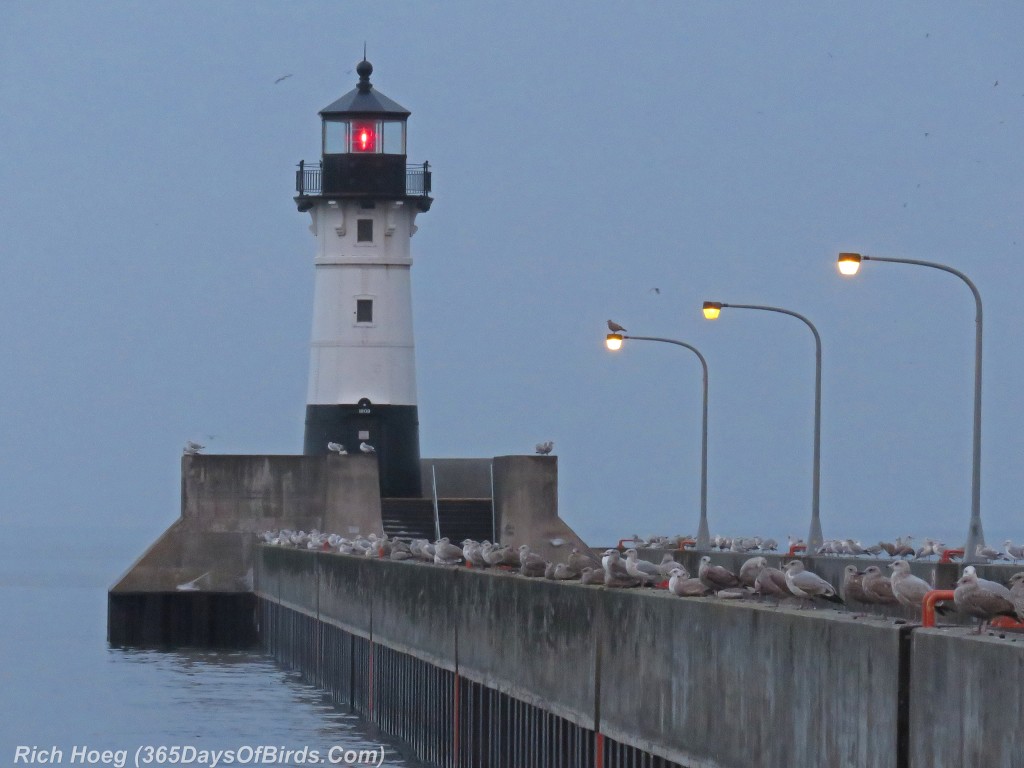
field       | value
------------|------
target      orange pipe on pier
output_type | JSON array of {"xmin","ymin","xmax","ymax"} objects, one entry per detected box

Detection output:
[
  {"xmin": 939, "ymin": 548, "xmax": 964, "ymax": 563},
  {"xmin": 922, "ymin": 590, "xmax": 955, "ymax": 627}
]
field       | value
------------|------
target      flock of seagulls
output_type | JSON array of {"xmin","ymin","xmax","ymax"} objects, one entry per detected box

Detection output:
[
  {"xmin": 260, "ymin": 529, "xmax": 1024, "ymax": 633},
  {"xmin": 806, "ymin": 535, "xmax": 1024, "ymax": 563},
  {"xmin": 626, "ymin": 531, "xmax": 1024, "ymax": 564}
]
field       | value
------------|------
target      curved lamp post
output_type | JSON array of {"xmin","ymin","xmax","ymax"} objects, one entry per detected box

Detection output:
[
  {"xmin": 702, "ymin": 301, "xmax": 824, "ymax": 551},
  {"xmin": 837, "ymin": 252, "xmax": 986, "ymax": 563},
  {"xmin": 605, "ymin": 332, "xmax": 711, "ymax": 549}
]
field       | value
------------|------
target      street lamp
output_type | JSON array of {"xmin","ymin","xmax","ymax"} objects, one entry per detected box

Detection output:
[
  {"xmin": 837, "ymin": 251, "xmax": 986, "ymax": 562},
  {"xmin": 605, "ymin": 332, "xmax": 712, "ymax": 549},
  {"xmin": 702, "ymin": 301, "xmax": 824, "ymax": 551}
]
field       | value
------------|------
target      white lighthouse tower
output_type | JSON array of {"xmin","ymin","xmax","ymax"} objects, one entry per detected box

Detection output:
[{"xmin": 295, "ymin": 59, "xmax": 431, "ymax": 497}]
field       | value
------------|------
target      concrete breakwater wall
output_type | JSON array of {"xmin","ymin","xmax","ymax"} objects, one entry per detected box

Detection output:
[{"xmin": 258, "ymin": 546, "xmax": 1024, "ymax": 768}]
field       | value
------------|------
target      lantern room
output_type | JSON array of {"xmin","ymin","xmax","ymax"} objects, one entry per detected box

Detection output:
[{"xmin": 307, "ymin": 59, "xmax": 421, "ymax": 200}]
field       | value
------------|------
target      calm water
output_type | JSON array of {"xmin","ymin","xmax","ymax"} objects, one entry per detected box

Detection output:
[{"xmin": 0, "ymin": 531, "xmax": 424, "ymax": 768}]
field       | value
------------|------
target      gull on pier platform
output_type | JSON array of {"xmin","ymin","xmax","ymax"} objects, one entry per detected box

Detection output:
[
  {"xmin": 784, "ymin": 561, "xmax": 843, "ymax": 606},
  {"xmin": 955, "ymin": 566, "xmax": 1022, "ymax": 633}
]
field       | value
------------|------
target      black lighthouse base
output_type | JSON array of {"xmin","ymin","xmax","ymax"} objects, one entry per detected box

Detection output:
[{"xmin": 304, "ymin": 402, "xmax": 422, "ymax": 497}]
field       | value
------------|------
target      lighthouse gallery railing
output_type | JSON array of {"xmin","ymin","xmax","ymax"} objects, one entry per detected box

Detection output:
[{"xmin": 296, "ymin": 161, "xmax": 431, "ymax": 197}]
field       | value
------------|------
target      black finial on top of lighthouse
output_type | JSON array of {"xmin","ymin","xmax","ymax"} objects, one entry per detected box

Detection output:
[{"xmin": 356, "ymin": 58, "xmax": 373, "ymax": 93}]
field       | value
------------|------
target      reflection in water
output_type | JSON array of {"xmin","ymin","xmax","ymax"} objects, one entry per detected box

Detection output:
[
  {"xmin": 106, "ymin": 647, "xmax": 426, "ymax": 765},
  {"xmin": 0, "ymin": 581, "xmax": 424, "ymax": 768}
]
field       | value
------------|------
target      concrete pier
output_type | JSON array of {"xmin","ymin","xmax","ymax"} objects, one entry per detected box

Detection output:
[
  {"xmin": 256, "ymin": 545, "xmax": 1024, "ymax": 768},
  {"xmin": 109, "ymin": 453, "xmax": 1024, "ymax": 765}
]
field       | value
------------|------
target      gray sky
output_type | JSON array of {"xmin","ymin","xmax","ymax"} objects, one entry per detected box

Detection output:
[{"xmin": 3, "ymin": 1, "xmax": 1023, "ymax": 563}]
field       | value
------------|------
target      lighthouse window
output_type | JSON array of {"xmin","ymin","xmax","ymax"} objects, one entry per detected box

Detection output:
[
  {"xmin": 382, "ymin": 121, "xmax": 405, "ymax": 154},
  {"xmin": 323, "ymin": 121, "xmax": 348, "ymax": 154},
  {"xmin": 357, "ymin": 219, "xmax": 374, "ymax": 242},
  {"xmin": 356, "ymin": 299, "xmax": 373, "ymax": 324}
]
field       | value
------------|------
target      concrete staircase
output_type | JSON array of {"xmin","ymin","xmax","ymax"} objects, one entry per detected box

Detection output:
[{"xmin": 381, "ymin": 497, "xmax": 494, "ymax": 542}]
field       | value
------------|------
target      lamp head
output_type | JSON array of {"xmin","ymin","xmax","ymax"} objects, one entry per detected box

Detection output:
[
  {"xmin": 837, "ymin": 252, "xmax": 863, "ymax": 276},
  {"xmin": 605, "ymin": 333, "xmax": 623, "ymax": 351},
  {"xmin": 702, "ymin": 301, "xmax": 722, "ymax": 320}
]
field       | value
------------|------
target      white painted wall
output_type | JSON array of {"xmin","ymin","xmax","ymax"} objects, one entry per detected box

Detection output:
[{"xmin": 305, "ymin": 199, "xmax": 420, "ymax": 406}]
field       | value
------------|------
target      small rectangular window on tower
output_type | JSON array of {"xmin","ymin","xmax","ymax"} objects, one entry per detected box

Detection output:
[
  {"xmin": 356, "ymin": 299, "xmax": 373, "ymax": 324},
  {"xmin": 357, "ymin": 219, "xmax": 374, "ymax": 242}
]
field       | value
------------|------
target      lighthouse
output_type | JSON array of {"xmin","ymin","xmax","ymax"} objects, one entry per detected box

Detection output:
[{"xmin": 295, "ymin": 59, "xmax": 432, "ymax": 498}]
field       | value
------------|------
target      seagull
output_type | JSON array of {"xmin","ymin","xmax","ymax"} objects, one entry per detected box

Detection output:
[
  {"xmin": 327, "ymin": 442, "xmax": 347, "ymax": 455},
  {"xmin": 975, "ymin": 543, "xmax": 1006, "ymax": 561},
  {"xmin": 274, "ymin": 74, "xmax": 293, "ymax": 84},
  {"xmin": 568, "ymin": 547, "xmax": 601, "ymax": 573},
  {"xmin": 607, "ymin": 319, "xmax": 627, "ymax": 333},
  {"xmin": 520, "ymin": 558, "xmax": 548, "ymax": 578},
  {"xmin": 698, "ymin": 556, "xmax": 740, "ymax": 590},
  {"xmin": 624, "ymin": 549, "xmax": 663, "ymax": 586},
  {"xmin": 1003, "ymin": 539, "xmax": 1024, "ymax": 562},
  {"xmin": 739, "ymin": 556, "xmax": 767, "ymax": 588},
  {"xmin": 462, "ymin": 540, "xmax": 486, "ymax": 567},
  {"xmin": 359, "ymin": 442, "xmax": 376, "ymax": 454},
  {"xmin": 668, "ymin": 569, "xmax": 710, "ymax": 597},
  {"xmin": 889, "ymin": 560, "xmax": 949, "ymax": 616},
  {"xmin": 840, "ymin": 565, "xmax": 869, "ymax": 604},
  {"xmin": 602, "ymin": 549, "xmax": 642, "ymax": 588},
  {"xmin": 551, "ymin": 563, "xmax": 579, "ymax": 580},
  {"xmin": 184, "ymin": 441, "xmax": 205, "ymax": 455},
  {"xmin": 955, "ymin": 566, "xmax": 1021, "ymax": 633},
  {"xmin": 518, "ymin": 544, "xmax": 546, "ymax": 571},
  {"xmin": 784, "ymin": 560, "xmax": 843, "ymax": 606},
  {"xmin": 754, "ymin": 564, "xmax": 793, "ymax": 599},
  {"xmin": 860, "ymin": 565, "xmax": 899, "ymax": 605},
  {"xmin": 658, "ymin": 553, "xmax": 687, "ymax": 580},
  {"xmin": 535, "ymin": 441, "xmax": 554, "ymax": 455},
  {"xmin": 433, "ymin": 537, "xmax": 463, "ymax": 565}
]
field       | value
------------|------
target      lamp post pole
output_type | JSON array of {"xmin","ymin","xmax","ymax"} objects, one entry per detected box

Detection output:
[
  {"xmin": 838, "ymin": 253, "xmax": 985, "ymax": 563},
  {"xmin": 703, "ymin": 302, "xmax": 824, "ymax": 551},
  {"xmin": 606, "ymin": 334, "xmax": 711, "ymax": 549}
]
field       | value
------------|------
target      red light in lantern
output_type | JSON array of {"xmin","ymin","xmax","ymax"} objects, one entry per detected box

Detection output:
[{"xmin": 351, "ymin": 121, "xmax": 377, "ymax": 153}]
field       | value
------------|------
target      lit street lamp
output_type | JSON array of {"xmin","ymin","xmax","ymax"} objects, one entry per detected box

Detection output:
[
  {"xmin": 702, "ymin": 301, "xmax": 824, "ymax": 551},
  {"xmin": 837, "ymin": 252, "xmax": 986, "ymax": 563},
  {"xmin": 605, "ymin": 332, "xmax": 711, "ymax": 549}
]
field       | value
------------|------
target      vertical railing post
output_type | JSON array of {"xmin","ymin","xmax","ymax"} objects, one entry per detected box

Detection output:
[{"xmin": 297, "ymin": 160, "xmax": 305, "ymax": 195}]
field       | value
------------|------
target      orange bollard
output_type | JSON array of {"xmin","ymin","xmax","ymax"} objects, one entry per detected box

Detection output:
[
  {"xmin": 922, "ymin": 590, "xmax": 955, "ymax": 627},
  {"xmin": 939, "ymin": 548, "xmax": 964, "ymax": 563}
]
